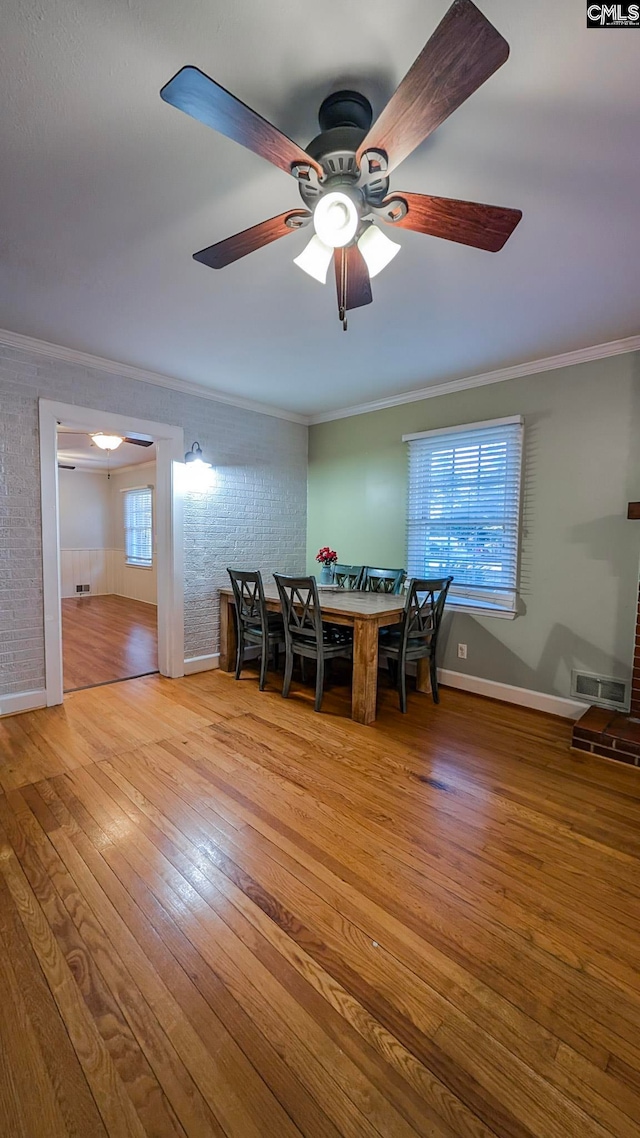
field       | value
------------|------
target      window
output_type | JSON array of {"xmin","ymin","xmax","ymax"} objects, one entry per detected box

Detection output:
[
  {"xmin": 404, "ymin": 416, "xmax": 523, "ymax": 615},
  {"xmin": 123, "ymin": 486, "xmax": 153, "ymax": 568}
]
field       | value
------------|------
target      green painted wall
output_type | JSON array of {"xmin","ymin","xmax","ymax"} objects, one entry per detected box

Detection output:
[{"xmin": 308, "ymin": 353, "xmax": 640, "ymax": 700}]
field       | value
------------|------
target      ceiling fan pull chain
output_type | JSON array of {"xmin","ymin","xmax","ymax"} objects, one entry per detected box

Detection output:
[
  {"xmin": 343, "ymin": 251, "xmax": 349, "ymax": 331},
  {"xmin": 338, "ymin": 248, "xmax": 348, "ymax": 331}
]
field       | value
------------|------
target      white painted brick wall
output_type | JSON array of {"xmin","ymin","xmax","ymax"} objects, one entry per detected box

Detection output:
[{"xmin": 0, "ymin": 343, "xmax": 307, "ymax": 696}]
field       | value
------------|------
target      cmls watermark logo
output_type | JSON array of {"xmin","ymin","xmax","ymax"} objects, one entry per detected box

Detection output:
[{"xmin": 587, "ymin": 3, "xmax": 640, "ymax": 25}]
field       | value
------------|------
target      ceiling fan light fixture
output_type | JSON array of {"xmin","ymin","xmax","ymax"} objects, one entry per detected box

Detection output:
[
  {"xmin": 293, "ymin": 235, "xmax": 334, "ymax": 284},
  {"xmin": 357, "ymin": 224, "xmax": 401, "ymax": 278},
  {"xmin": 91, "ymin": 433, "xmax": 124, "ymax": 451},
  {"xmin": 313, "ymin": 192, "xmax": 359, "ymax": 249}
]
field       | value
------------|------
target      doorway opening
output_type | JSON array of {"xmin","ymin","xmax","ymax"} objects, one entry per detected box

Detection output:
[
  {"xmin": 39, "ymin": 400, "xmax": 185, "ymax": 705},
  {"xmin": 57, "ymin": 425, "xmax": 160, "ymax": 691}
]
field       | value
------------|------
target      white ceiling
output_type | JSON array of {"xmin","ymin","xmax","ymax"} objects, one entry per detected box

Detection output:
[
  {"xmin": 57, "ymin": 427, "xmax": 156, "ymax": 471},
  {"xmin": 1, "ymin": 1, "xmax": 639, "ymax": 417}
]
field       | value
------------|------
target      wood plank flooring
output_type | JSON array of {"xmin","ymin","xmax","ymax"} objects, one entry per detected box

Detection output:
[
  {"xmin": 1, "ymin": 667, "xmax": 640, "ymax": 1137},
  {"xmin": 62, "ymin": 594, "xmax": 158, "ymax": 692}
]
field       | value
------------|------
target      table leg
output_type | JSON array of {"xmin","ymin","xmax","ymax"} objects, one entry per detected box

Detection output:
[
  {"xmin": 219, "ymin": 594, "xmax": 236, "ymax": 673},
  {"xmin": 416, "ymin": 657, "xmax": 433, "ymax": 695},
  {"xmin": 352, "ymin": 619, "xmax": 379, "ymax": 725}
]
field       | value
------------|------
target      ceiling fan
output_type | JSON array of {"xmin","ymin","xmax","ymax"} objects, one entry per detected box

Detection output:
[
  {"xmin": 160, "ymin": 0, "xmax": 522, "ymax": 330},
  {"xmin": 56, "ymin": 431, "xmax": 153, "ymax": 474},
  {"xmin": 89, "ymin": 433, "xmax": 154, "ymax": 451},
  {"xmin": 57, "ymin": 430, "xmax": 154, "ymax": 451}
]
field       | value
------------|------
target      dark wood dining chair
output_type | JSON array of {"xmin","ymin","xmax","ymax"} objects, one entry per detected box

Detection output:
[
  {"xmin": 274, "ymin": 574, "xmax": 353, "ymax": 712},
  {"xmin": 227, "ymin": 569, "xmax": 284, "ymax": 691},
  {"xmin": 360, "ymin": 566, "xmax": 406, "ymax": 594},
  {"xmin": 333, "ymin": 563, "xmax": 364, "ymax": 589},
  {"xmin": 381, "ymin": 576, "xmax": 453, "ymax": 711}
]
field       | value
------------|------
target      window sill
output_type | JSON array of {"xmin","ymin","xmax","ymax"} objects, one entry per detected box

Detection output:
[
  {"xmin": 447, "ymin": 598, "xmax": 517, "ymax": 620},
  {"xmin": 125, "ymin": 563, "xmax": 154, "ymax": 571}
]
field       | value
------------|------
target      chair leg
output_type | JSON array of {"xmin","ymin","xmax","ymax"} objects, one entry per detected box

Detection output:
[
  {"xmin": 282, "ymin": 648, "xmax": 294, "ymax": 698},
  {"xmin": 314, "ymin": 660, "xmax": 325, "ymax": 712},
  {"xmin": 259, "ymin": 638, "xmax": 268, "ymax": 691},
  {"xmin": 430, "ymin": 655, "xmax": 439, "ymax": 704},
  {"xmin": 300, "ymin": 656, "xmax": 306, "ymax": 684},
  {"xmin": 235, "ymin": 631, "xmax": 244, "ymax": 680},
  {"xmin": 274, "ymin": 642, "xmax": 280, "ymax": 672},
  {"xmin": 386, "ymin": 656, "xmax": 397, "ymax": 686},
  {"xmin": 398, "ymin": 661, "xmax": 407, "ymax": 714}
]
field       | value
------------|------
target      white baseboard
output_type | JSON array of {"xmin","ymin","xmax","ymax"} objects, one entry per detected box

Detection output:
[
  {"xmin": 0, "ymin": 689, "xmax": 47, "ymax": 717},
  {"xmin": 184, "ymin": 653, "xmax": 220, "ymax": 676},
  {"xmin": 438, "ymin": 669, "xmax": 584, "ymax": 719},
  {"xmin": 112, "ymin": 592, "xmax": 158, "ymax": 607}
]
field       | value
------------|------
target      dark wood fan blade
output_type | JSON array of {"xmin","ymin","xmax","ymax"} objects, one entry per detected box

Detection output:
[
  {"xmin": 193, "ymin": 210, "xmax": 310, "ymax": 270},
  {"xmin": 161, "ymin": 66, "xmax": 323, "ymax": 179},
  {"xmin": 334, "ymin": 245, "xmax": 373, "ymax": 312},
  {"xmin": 357, "ymin": 0, "xmax": 509, "ymax": 175},
  {"xmin": 123, "ymin": 437, "xmax": 154, "ymax": 447},
  {"xmin": 382, "ymin": 193, "xmax": 522, "ymax": 251},
  {"xmin": 58, "ymin": 464, "xmax": 75, "ymax": 470}
]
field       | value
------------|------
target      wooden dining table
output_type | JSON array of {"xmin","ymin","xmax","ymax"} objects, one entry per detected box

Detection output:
[{"xmin": 219, "ymin": 584, "xmax": 432, "ymax": 725}]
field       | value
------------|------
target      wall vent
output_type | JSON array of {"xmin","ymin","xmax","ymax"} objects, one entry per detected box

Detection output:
[
  {"xmin": 571, "ymin": 670, "xmax": 628, "ymax": 711},
  {"xmin": 75, "ymin": 584, "xmax": 90, "ymax": 594}
]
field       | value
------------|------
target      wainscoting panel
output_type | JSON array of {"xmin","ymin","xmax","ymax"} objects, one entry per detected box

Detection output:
[
  {"xmin": 60, "ymin": 549, "xmax": 157, "ymax": 604},
  {"xmin": 111, "ymin": 550, "xmax": 158, "ymax": 605},
  {"xmin": 60, "ymin": 549, "xmax": 111, "ymax": 597}
]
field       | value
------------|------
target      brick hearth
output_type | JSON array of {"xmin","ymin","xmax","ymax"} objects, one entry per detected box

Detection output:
[{"xmin": 572, "ymin": 706, "xmax": 640, "ymax": 767}]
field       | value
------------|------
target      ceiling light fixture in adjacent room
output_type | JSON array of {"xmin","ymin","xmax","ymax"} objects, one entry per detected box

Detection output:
[{"xmin": 91, "ymin": 433, "xmax": 124, "ymax": 451}]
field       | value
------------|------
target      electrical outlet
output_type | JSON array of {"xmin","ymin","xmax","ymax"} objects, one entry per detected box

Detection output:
[{"xmin": 457, "ymin": 643, "xmax": 468, "ymax": 660}]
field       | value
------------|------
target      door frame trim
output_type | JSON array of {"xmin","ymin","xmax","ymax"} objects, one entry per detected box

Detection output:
[{"xmin": 39, "ymin": 399, "xmax": 185, "ymax": 704}]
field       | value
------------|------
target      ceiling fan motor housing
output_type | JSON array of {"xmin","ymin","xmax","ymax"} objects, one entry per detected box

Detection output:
[{"xmin": 298, "ymin": 90, "xmax": 389, "ymax": 215}]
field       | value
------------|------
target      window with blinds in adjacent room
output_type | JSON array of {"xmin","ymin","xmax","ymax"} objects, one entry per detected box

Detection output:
[
  {"xmin": 123, "ymin": 486, "xmax": 153, "ymax": 568},
  {"xmin": 403, "ymin": 416, "xmax": 524, "ymax": 615}
]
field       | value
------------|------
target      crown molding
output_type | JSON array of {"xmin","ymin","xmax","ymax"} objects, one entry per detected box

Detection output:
[
  {"xmin": 307, "ymin": 335, "xmax": 640, "ymax": 425},
  {"xmin": 107, "ymin": 459, "xmax": 156, "ymax": 476},
  {"xmin": 0, "ymin": 328, "xmax": 307, "ymax": 425},
  {"xmin": 4, "ymin": 326, "xmax": 639, "ymax": 428}
]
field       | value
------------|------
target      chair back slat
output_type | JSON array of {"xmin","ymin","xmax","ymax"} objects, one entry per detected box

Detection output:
[
  {"xmin": 333, "ymin": 564, "xmax": 364, "ymax": 590},
  {"xmin": 403, "ymin": 577, "xmax": 453, "ymax": 643},
  {"xmin": 361, "ymin": 567, "xmax": 406, "ymax": 594},
  {"xmin": 227, "ymin": 568, "xmax": 267, "ymax": 634},
  {"xmin": 274, "ymin": 574, "xmax": 323, "ymax": 647}
]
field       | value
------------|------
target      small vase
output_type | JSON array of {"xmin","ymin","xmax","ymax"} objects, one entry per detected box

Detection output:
[{"xmin": 319, "ymin": 564, "xmax": 334, "ymax": 585}]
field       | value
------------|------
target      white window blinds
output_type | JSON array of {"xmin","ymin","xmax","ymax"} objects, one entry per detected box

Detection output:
[
  {"xmin": 404, "ymin": 417, "xmax": 523, "ymax": 612},
  {"xmin": 123, "ymin": 487, "xmax": 153, "ymax": 568}
]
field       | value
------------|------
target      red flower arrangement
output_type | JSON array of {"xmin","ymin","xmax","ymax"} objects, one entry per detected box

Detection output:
[{"xmin": 316, "ymin": 546, "xmax": 338, "ymax": 566}]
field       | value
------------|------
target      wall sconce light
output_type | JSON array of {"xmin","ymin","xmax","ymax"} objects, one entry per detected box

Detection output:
[{"xmin": 184, "ymin": 440, "xmax": 215, "ymax": 490}]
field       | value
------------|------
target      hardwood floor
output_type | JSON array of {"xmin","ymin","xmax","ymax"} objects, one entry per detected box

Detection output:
[
  {"xmin": 62, "ymin": 594, "xmax": 158, "ymax": 692},
  {"xmin": 1, "ymin": 667, "xmax": 640, "ymax": 1137}
]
